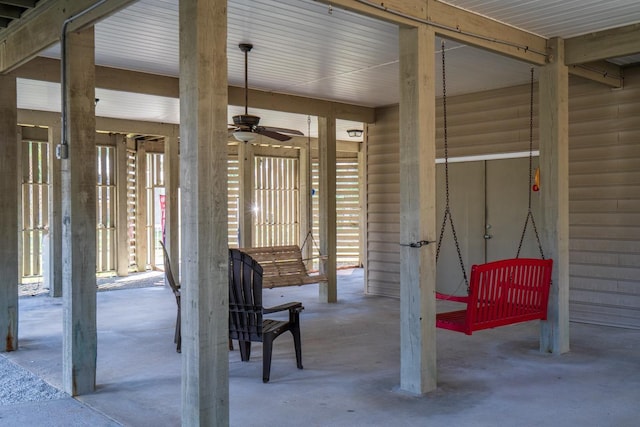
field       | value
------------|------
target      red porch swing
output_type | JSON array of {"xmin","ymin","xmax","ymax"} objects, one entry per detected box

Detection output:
[{"xmin": 434, "ymin": 44, "xmax": 553, "ymax": 335}]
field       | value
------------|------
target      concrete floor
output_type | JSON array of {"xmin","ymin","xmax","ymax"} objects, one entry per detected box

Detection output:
[{"xmin": 2, "ymin": 268, "xmax": 639, "ymax": 426}]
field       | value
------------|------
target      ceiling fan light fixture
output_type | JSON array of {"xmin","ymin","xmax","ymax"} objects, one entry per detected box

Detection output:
[
  {"xmin": 233, "ymin": 130, "xmax": 256, "ymax": 143},
  {"xmin": 347, "ymin": 129, "xmax": 363, "ymax": 138}
]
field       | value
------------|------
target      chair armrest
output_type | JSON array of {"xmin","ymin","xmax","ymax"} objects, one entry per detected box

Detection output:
[
  {"xmin": 436, "ymin": 292, "xmax": 469, "ymax": 303},
  {"xmin": 264, "ymin": 301, "xmax": 303, "ymax": 314}
]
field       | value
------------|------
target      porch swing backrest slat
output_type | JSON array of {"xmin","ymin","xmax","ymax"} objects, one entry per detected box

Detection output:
[{"xmin": 238, "ymin": 245, "xmax": 328, "ymax": 289}]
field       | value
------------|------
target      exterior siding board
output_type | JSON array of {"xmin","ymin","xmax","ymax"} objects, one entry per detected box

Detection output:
[{"xmin": 365, "ymin": 66, "xmax": 640, "ymax": 329}]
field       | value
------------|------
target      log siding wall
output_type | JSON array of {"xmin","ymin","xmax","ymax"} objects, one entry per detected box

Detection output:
[{"xmin": 365, "ymin": 66, "xmax": 640, "ymax": 329}]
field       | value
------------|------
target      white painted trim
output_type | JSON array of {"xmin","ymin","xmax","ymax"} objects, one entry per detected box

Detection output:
[{"xmin": 436, "ymin": 150, "xmax": 539, "ymax": 164}]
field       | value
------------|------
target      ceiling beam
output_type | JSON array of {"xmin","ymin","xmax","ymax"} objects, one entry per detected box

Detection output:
[
  {"xmin": 0, "ymin": 4, "xmax": 22, "ymax": 19},
  {"xmin": 17, "ymin": 108, "xmax": 180, "ymax": 137},
  {"xmin": 0, "ymin": 0, "xmax": 136, "ymax": 73},
  {"xmin": 320, "ymin": 0, "xmax": 623, "ymax": 86},
  {"xmin": 18, "ymin": 109, "xmax": 360, "ymax": 153},
  {"xmin": 2, "ymin": 1, "xmax": 37, "ymax": 7},
  {"xmin": 565, "ymin": 23, "xmax": 640, "ymax": 65},
  {"xmin": 427, "ymin": 0, "xmax": 547, "ymax": 65},
  {"xmin": 317, "ymin": 0, "xmax": 548, "ymax": 65},
  {"xmin": 14, "ymin": 57, "xmax": 375, "ymax": 122},
  {"xmin": 568, "ymin": 60, "xmax": 623, "ymax": 88}
]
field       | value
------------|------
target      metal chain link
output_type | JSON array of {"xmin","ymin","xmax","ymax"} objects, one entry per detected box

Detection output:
[
  {"xmin": 436, "ymin": 40, "xmax": 469, "ymax": 291},
  {"xmin": 516, "ymin": 68, "xmax": 545, "ymax": 260}
]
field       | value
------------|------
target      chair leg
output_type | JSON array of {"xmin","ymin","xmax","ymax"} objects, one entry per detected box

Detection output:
[
  {"xmin": 263, "ymin": 336, "xmax": 274, "ymax": 383},
  {"xmin": 238, "ymin": 340, "xmax": 251, "ymax": 362},
  {"xmin": 175, "ymin": 306, "xmax": 181, "ymax": 354},
  {"xmin": 291, "ymin": 324, "xmax": 303, "ymax": 370}
]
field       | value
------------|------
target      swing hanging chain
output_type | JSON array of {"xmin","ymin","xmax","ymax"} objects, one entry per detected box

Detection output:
[
  {"xmin": 436, "ymin": 40, "xmax": 469, "ymax": 291},
  {"xmin": 515, "ymin": 68, "xmax": 545, "ymax": 260},
  {"xmin": 528, "ymin": 68, "xmax": 534, "ymax": 212},
  {"xmin": 300, "ymin": 116, "xmax": 326, "ymax": 262},
  {"xmin": 301, "ymin": 229, "xmax": 324, "ymax": 261}
]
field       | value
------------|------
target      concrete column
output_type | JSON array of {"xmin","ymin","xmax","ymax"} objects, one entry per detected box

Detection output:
[
  {"xmin": 238, "ymin": 141, "xmax": 254, "ymax": 248},
  {"xmin": 318, "ymin": 115, "xmax": 337, "ymax": 303},
  {"xmin": 299, "ymin": 142, "xmax": 312, "ymax": 263},
  {"xmin": 61, "ymin": 26, "xmax": 97, "ymax": 395},
  {"xmin": 398, "ymin": 25, "xmax": 437, "ymax": 394},
  {"xmin": 48, "ymin": 125, "xmax": 63, "ymax": 297},
  {"xmin": 0, "ymin": 74, "xmax": 19, "ymax": 352},
  {"xmin": 179, "ymin": 0, "xmax": 229, "ymax": 424},
  {"xmin": 163, "ymin": 136, "xmax": 179, "ymax": 279},
  {"xmin": 539, "ymin": 37, "xmax": 570, "ymax": 354},
  {"xmin": 116, "ymin": 134, "xmax": 129, "ymax": 277},
  {"xmin": 134, "ymin": 139, "xmax": 147, "ymax": 271}
]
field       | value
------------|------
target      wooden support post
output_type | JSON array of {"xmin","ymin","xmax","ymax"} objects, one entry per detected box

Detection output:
[
  {"xmin": 134, "ymin": 139, "xmax": 147, "ymax": 271},
  {"xmin": 238, "ymin": 141, "xmax": 254, "ymax": 248},
  {"xmin": 398, "ymin": 24, "xmax": 437, "ymax": 395},
  {"xmin": 299, "ymin": 142, "xmax": 312, "ymax": 264},
  {"xmin": 179, "ymin": 0, "xmax": 229, "ymax": 424},
  {"xmin": 116, "ymin": 134, "xmax": 129, "ymax": 277},
  {"xmin": 318, "ymin": 115, "xmax": 337, "ymax": 303},
  {"xmin": 61, "ymin": 26, "xmax": 97, "ymax": 395},
  {"xmin": 0, "ymin": 74, "xmax": 19, "ymax": 352},
  {"xmin": 164, "ymin": 136, "xmax": 180, "ymax": 280},
  {"xmin": 48, "ymin": 125, "xmax": 63, "ymax": 297},
  {"xmin": 358, "ymin": 135, "xmax": 366, "ymax": 268},
  {"xmin": 539, "ymin": 37, "xmax": 570, "ymax": 354},
  {"xmin": 16, "ymin": 127, "xmax": 23, "ymax": 283}
]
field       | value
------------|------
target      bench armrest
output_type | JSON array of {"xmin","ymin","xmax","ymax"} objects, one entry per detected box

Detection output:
[
  {"xmin": 264, "ymin": 301, "xmax": 303, "ymax": 314},
  {"xmin": 436, "ymin": 292, "xmax": 469, "ymax": 303}
]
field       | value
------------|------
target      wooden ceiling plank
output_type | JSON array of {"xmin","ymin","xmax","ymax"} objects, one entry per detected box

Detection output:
[
  {"xmin": 565, "ymin": 23, "xmax": 640, "ymax": 65},
  {"xmin": 0, "ymin": 0, "xmax": 136, "ymax": 73}
]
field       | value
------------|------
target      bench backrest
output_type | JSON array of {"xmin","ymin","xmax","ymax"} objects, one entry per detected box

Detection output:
[
  {"xmin": 238, "ymin": 245, "xmax": 327, "ymax": 288},
  {"xmin": 467, "ymin": 258, "xmax": 553, "ymax": 332}
]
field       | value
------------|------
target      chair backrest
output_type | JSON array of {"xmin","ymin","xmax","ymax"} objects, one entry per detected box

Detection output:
[
  {"xmin": 159, "ymin": 241, "xmax": 180, "ymax": 296},
  {"xmin": 228, "ymin": 248, "xmax": 265, "ymax": 342},
  {"xmin": 467, "ymin": 258, "xmax": 553, "ymax": 330}
]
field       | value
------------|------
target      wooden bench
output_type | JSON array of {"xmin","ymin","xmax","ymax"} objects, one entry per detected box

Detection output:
[
  {"xmin": 238, "ymin": 245, "xmax": 328, "ymax": 289},
  {"xmin": 436, "ymin": 258, "xmax": 553, "ymax": 335}
]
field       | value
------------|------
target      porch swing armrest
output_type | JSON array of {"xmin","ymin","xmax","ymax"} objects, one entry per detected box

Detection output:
[{"xmin": 436, "ymin": 292, "xmax": 469, "ymax": 303}]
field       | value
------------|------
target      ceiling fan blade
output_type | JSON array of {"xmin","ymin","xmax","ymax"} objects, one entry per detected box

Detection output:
[
  {"xmin": 255, "ymin": 128, "xmax": 292, "ymax": 142},
  {"xmin": 260, "ymin": 126, "xmax": 304, "ymax": 136}
]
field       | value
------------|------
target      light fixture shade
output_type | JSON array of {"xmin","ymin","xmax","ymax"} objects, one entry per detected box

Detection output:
[
  {"xmin": 347, "ymin": 129, "xmax": 363, "ymax": 137},
  {"xmin": 233, "ymin": 131, "xmax": 256, "ymax": 143}
]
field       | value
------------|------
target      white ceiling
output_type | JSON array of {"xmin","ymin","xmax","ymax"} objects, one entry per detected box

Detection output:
[{"xmin": 16, "ymin": 0, "xmax": 640, "ymax": 138}]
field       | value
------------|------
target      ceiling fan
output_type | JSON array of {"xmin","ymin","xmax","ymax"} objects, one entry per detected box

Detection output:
[{"xmin": 230, "ymin": 43, "xmax": 304, "ymax": 143}]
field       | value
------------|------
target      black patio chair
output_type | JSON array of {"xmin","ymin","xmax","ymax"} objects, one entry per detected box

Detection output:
[
  {"xmin": 228, "ymin": 248, "xmax": 304, "ymax": 382},
  {"xmin": 160, "ymin": 241, "xmax": 181, "ymax": 353}
]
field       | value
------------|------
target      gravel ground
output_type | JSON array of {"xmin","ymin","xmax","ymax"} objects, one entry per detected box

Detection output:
[
  {"xmin": 0, "ymin": 356, "xmax": 67, "ymax": 405},
  {"xmin": 5, "ymin": 271, "xmax": 164, "ymax": 407}
]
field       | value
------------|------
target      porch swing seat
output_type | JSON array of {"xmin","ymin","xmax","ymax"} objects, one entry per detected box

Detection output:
[
  {"xmin": 436, "ymin": 258, "xmax": 553, "ymax": 335},
  {"xmin": 238, "ymin": 245, "xmax": 328, "ymax": 288}
]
